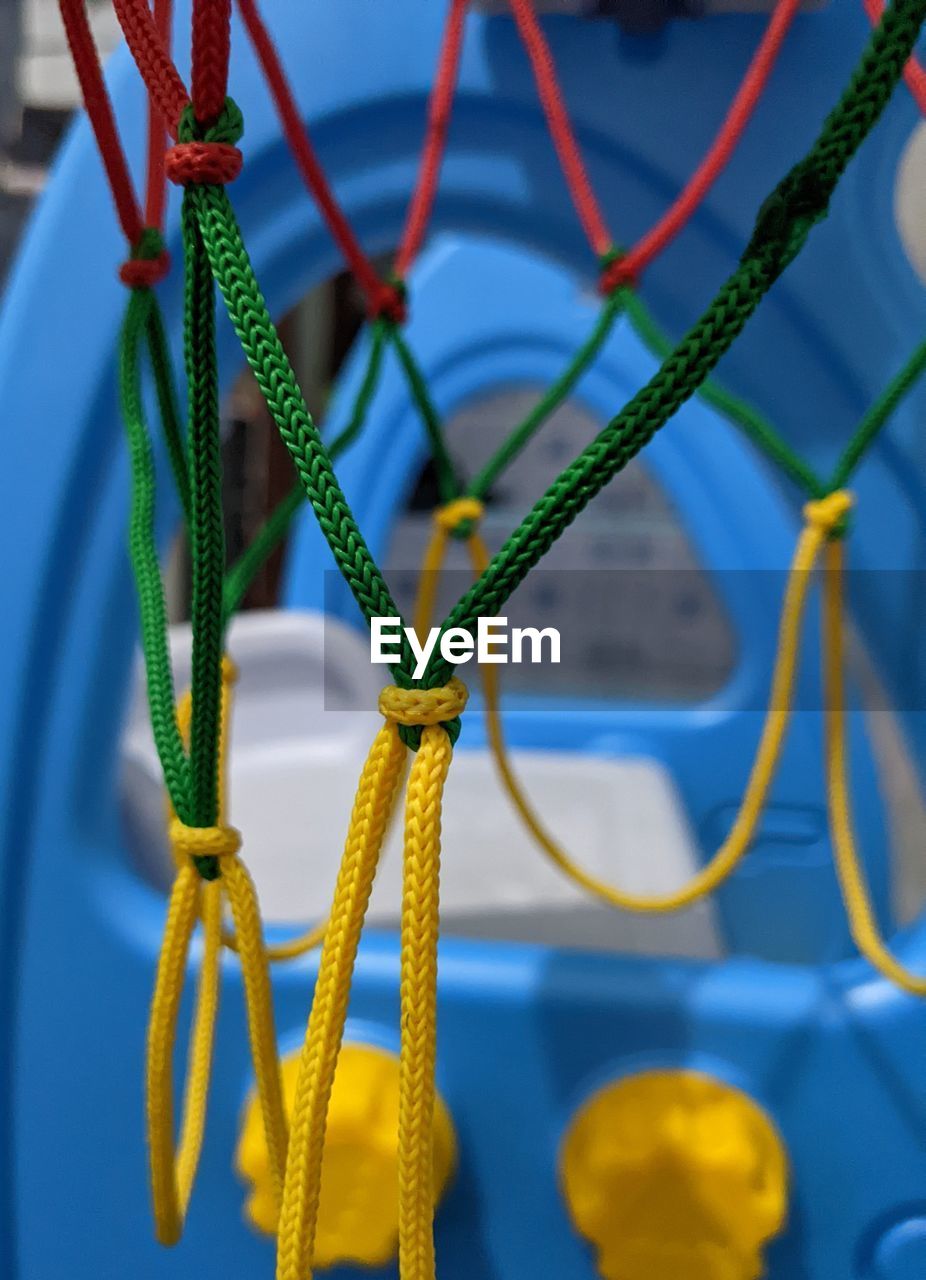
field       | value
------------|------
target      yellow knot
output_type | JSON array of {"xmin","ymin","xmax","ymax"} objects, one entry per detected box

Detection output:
[
  {"xmin": 221, "ymin": 654, "xmax": 239, "ymax": 684},
  {"xmin": 378, "ymin": 678, "xmax": 468, "ymax": 727},
  {"xmin": 169, "ymin": 819, "xmax": 242, "ymax": 862},
  {"xmin": 434, "ymin": 497, "xmax": 484, "ymax": 533},
  {"xmin": 803, "ymin": 489, "xmax": 853, "ymax": 535}
]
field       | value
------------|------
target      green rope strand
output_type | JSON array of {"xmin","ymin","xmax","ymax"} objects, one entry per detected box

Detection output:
[
  {"xmin": 119, "ymin": 287, "xmax": 191, "ymax": 817},
  {"xmin": 622, "ymin": 291, "xmax": 827, "ymax": 498},
  {"xmin": 221, "ymin": 318, "xmax": 390, "ymax": 625},
  {"xmin": 187, "ymin": 180, "xmax": 419, "ymax": 685},
  {"xmin": 144, "ymin": 297, "xmax": 192, "ymax": 523},
  {"xmin": 467, "ymin": 287, "xmax": 627, "ymax": 505},
  {"xmin": 831, "ymin": 333, "xmax": 926, "ymax": 489},
  {"xmin": 181, "ymin": 184, "xmax": 226, "ymax": 863},
  {"xmin": 221, "ymin": 484, "xmax": 304, "ymax": 627},
  {"xmin": 386, "ymin": 322, "xmax": 459, "ymax": 505},
  {"xmin": 327, "ymin": 318, "xmax": 389, "ymax": 458}
]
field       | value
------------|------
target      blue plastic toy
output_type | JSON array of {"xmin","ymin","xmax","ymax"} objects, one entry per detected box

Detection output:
[{"xmin": 2, "ymin": 1, "xmax": 926, "ymax": 1277}]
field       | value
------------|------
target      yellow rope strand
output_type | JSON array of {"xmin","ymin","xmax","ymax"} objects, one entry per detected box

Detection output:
[
  {"xmin": 147, "ymin": 658, "xmax": 288, "ymax": 1242},
  {"xmin": 823, "ymin": 537, "xmax": 926, "ymax": 994},
  {"xmin": 398, "ymin": 720, "xmax": 453, "ymax": 1280},
  {"xmin": 414, "ymin": 493, "xmax": 850, "ymax": 916},
  {"xmin": 276, "ymin": 677, "xmax": 466, "ymax": 1280},
  {"xmin": 147, "ymin": 860, "xmax": 202, "ymax": 1244},
  {"xmin": 220, "ymin": 915, "xmax": 328, "ymax": 963},
  {"xmin": 412, "ymin": 497, "xmax": 484, "ymax": 642},
  {"xmin": 276, "ymin": 722, "xmax": 408, "ymax": 1280},
  {"xmin": 174, "ymin": 875, "xmax": 222, "ymax": 1213}
]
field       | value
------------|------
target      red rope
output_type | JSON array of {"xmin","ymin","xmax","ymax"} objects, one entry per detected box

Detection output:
[
  {"xmin": 112, "ymin": 0, "xmax": 190, "ymax": 136},
  {"xmin": 192, "ymin": 0, "xmax": 232, "ymax": 123},
  {"xmin": 604, "ymin": 0, "xmax": 802, "ymax": 289},
  {"xmin": 58, "ymin": 0, "xmax": 143, "ymax": 244},
  {"xmin": 507, "ymin": 0, "xmax": 613, "ymax": 258},
  {"xmin": 235, "ymin": 0, "xmax": 393, "ymax": 314},
  {"xmin": 144, "ymin": 0, "xmax": 172, "ymax": 230},
  {"xmin": 864, "ymin": 0, "xmax": 926, "ymax": 113},
  {"xmin": 395, "ymin": 0, "xmax": 470, "ymax": 277}
]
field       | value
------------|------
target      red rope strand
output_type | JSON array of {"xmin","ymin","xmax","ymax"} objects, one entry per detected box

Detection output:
[
  {"xmin": 604, "ymin": 0, "xmax": 802, "ymax": 289},
  {"xmin": 144, "ymin": 0, "xmax": 173, "ymax": 230},
  {"xmin": 395, "ymin": 0, "xmax": 470, "ymax": 277},
  {"xmin": 112, "ymin": 0, "xmax": 190, "ymax": 136},
  {"xmin": 235, "ymin": 0, "xmax": 393, "ymax": 313},
  {"xmin": 58, "ymin": 0, "xmax": 143, "ymax": 244},
  {"xmin": 192, "ymin": 0, "xmax": 232, "ymax": 123},
  {"xmin": 864, "ymin": 0, "xmax": 926, "ymax": 112},
  {"xmin": 507, "ymin": 0, "xmax": 613, "ymax": 258}
]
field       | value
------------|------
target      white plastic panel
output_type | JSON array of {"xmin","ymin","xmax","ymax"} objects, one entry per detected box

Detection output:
[{"xmin": 120, "ymin": 609, "xmax": 721, "ymax": 958}]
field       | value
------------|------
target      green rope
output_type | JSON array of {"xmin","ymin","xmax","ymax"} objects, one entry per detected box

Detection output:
[
  {"xmin": 221, "ymin": 484, "xmax": 304, "ymax": 627},
  {"xmin": 187, "ymin": 180, "xmax": 419, "ymax": 685},
  {"xmin": 622, "ymin": 291, "xmax": 827, "ymax": 499},
  {"xmin": 144, "ymin": 296, "xmax": 192, "ymax": 523},
  {"xmin": 466, "ymin": 287, "xmax": 627, "ymax": 506},
  {"xmin": 831, "ymin": 333, "xmax": 926, "ymax": 489},
  {"xmin": 386, "ymin": 322, "xmax": 459, "ymax": 505},
  {"xmin": 327, "ymin": 318, "xmax": 389, "ymax": 458},
  {"xmin": 220, "ymin": 318, "xmax": 390, "ymax": 625},
  {"xmin": 119, "ymin": 286, "xmax": 190, "ymax": 818},
  {"xmin": 181, "ymin": 184, "xmax": 227, "ymax": 874}
]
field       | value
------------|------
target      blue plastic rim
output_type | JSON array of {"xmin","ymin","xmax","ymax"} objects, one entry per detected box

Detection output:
[{"xmin": 1, "ymin": 1, "xmax": 926, "ymax": 1276}]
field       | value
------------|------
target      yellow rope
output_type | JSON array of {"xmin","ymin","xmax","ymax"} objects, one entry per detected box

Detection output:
[
  {"xmin": 147, "ymin": 658, "xmax": 288, "ymax": 1243},
  {"xmin": 414, "ymin": 493, "xmax": 849, "ymax": 915},
  {"xmin": 822, "ymin": 536, "xmax": 926, "ymax": 994},
  {"xmin": 220, "ymin": 908, "xmax": 327, "ymax": 963},
  {"xmin": 276, "ymin": 679, "xmax": 466, "ymax": 1280},
  {"xmin": 415, "ymin": 491, "xmax": 926, "ymax": 997}
]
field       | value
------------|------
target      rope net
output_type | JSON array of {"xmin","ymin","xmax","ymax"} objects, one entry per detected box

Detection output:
[{"xmin": 56, "ymin": 0, "xmax": 926, "ymax": 1271}]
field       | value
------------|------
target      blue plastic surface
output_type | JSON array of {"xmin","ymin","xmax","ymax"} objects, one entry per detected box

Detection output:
[{"xmin": 1, "ymin": 0, "xmax": 926, "ymax": 1276}]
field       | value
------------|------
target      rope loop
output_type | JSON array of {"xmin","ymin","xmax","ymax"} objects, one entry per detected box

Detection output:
[
  {"xmin": 379, "ymin": 677, "xmax": 468, "ymax": 750},
  {"xmin": 166, "ymin": 97, "xmax": 244, "ymax": 186},
  {"xmin": 803, "ymin": 488, "xmax": 854, "ymax": 539},
  {"xmin": 169, "ymin": 818, "xmax": 242, "ymax": 881},
  {"xmin": 119, "ymin": 225, "xmax": 171, "ymax": 288},
  {"xmin": 435, "ymin": 495, "xmax": 484, "ymax": 538}
]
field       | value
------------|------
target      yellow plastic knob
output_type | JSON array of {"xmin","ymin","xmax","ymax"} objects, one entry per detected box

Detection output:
[
  {"xmin": 236, "ymin": 1042, "xmax": 457, "ymax": 1269},
  {"xmin": 560, "ymin": 1069, "xmax": 788, "ymax": 1280}
]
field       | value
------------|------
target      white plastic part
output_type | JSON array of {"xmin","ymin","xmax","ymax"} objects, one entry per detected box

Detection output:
[
  {"xmin": 120, "ymin": 609, "xmax": 721, "ymax": 958},
  {"xmin": 895, "ymin": 121, "xmax": 926, "ymax": 285}
]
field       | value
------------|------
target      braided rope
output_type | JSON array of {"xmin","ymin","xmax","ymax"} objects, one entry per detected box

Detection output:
[
  {"xmin": 191, "ymin": 0, "xmax": 231, "ymax": 124},
  {"xmin": 276, "ymin": 724, "xmax": 408, "ymax": 1280}
]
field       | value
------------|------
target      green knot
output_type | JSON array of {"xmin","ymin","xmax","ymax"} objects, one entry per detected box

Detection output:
[
  {"xmin": 177, "ymin": 96, "xmax": 244, "ymax": 148},
  {"xmin": 131, "ymin": 226, "xmax": 166, "ymax": 262}
]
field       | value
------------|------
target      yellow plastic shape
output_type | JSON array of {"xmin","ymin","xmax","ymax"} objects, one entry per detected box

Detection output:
[
  {"xmin": 560, "ymin": 1069, "xmax": 788, "ymax": 1280},
  {"xmin": 236, "ymin": 1042, "xmax": 457, "ymax": 1270}
]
